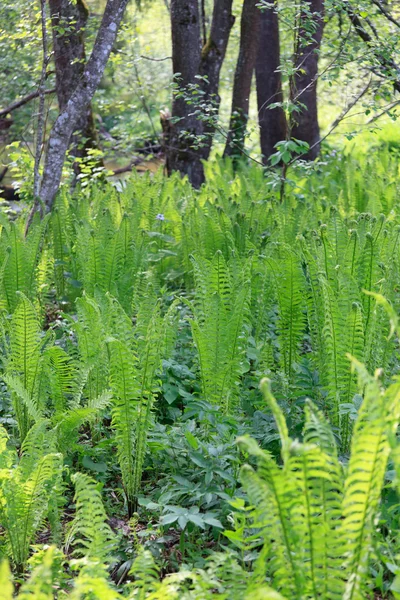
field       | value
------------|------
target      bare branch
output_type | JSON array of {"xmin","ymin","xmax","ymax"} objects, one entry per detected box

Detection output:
[
  {"xmin": 293, "ymin": 78, "xmax": 372, "ymax": 164},
  {"xmin": 371, "ymin": 0, "xmax": 400, "ymax": 29},
  {"xmin": 367, "ymin": 99, "xmax": 400, "ymax": 123},
  {"xmin": 139, "ymin": 55, "xmax": 172, "ymax": 62},
  {"xmin": 0, "ymin": 88, "xmax": 56, "ymax": 119}
]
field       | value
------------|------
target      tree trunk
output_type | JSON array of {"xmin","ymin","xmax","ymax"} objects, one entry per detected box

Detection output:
[
  {"xmin": 36, "ymin": 0, "xmax": 129, "ymax": 215},
  {"xmin": 49, "ymin": 0, "xmax": 100, "ymax": 168},
  {"xmin": 199, "ymin": 0, "xmax": 235, "ymax": 161},
  {"xmin": 255, "ymin": 3, "xmax": 287, "ymax": 164},
  {"xmin": 290, "ymin": 0, "xmax": 325, "ymax": 160},
  {"xmin": 167, "ymin": 0, "xmax": 204, "ymax": 187},
  {"xmin": 166, "ymin": 0, "xmax": 235, "ymax": 185},
  {"xmin": 223, "ymin": 0, "xmax": 261, "ymax": 159}
]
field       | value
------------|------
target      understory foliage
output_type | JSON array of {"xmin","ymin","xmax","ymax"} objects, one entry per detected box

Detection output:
[{"xmin": 1, "ymin": 152, "xmax": 400, "ymax": 596}]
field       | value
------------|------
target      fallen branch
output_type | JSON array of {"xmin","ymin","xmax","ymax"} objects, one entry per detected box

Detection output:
[{"xmin": 111, "ymin": 157, "xmax": 146, "ymax": 175}]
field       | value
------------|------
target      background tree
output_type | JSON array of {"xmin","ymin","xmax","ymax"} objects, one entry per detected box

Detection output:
[
  {"xmin": 290, "ymin": 0, "xmax": 325, "ymax": 160},
  {"xmin": 166, "ymin": 0, "xmax": 203, "ymax": 186},
  {"xmin": 255, "ymin": 2, "xmax": 287, "ymax": 164},
  {"xmin": 223, "ymin": 0, "xmax": 261, "ymax": 158},
  {"xmin": 166, "ymin": 0, "xmax": 234, "ymax": 186},
  {"xmin": 198, "ymin": 0, "xmax": 235, "ymax": 161}
]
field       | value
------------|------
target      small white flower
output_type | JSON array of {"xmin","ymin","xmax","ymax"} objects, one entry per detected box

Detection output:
[{"xmin": 156, "ymin": 213, "xmax": 165, "ymax": 221}]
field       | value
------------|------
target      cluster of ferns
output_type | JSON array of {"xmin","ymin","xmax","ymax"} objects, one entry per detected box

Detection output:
[{"xmin": 0, "ymin": 150, "xmax": 400, "ymax": 598}]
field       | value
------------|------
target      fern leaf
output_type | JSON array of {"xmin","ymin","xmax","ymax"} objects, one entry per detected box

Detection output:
[{"xmin": 67, "ymin": 472, "xmax": 116, "ymax": 564}]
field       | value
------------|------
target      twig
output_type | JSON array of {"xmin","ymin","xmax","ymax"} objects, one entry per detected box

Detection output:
[
  {"xmin": 133, "ymin": 62, "xmax": 158, "ymax": 139},
  {"xmin": 139, "ymin": 55, "xmax": 172, "ymax": 62},
  {"xmin": 345, "ymin": 4, "xmax": 400, "ymax": 93},
  {"xmin": 290, "ymin": 77, "xmax": 372, "ymax": 167},
  {"xmin": 366, "ymin": 99, "xmax": 400, "ymax": 123}
]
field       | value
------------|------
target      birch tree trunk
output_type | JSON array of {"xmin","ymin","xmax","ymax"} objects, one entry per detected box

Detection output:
[
  {"xmin": 49, "ymin": 0, "xmax": 100, "ymax": 168},
  {"xmin": 223, "ymin": 0, "xmax": 261, "ymax": 159},
  {"xmin": 256, "ymin": 4, "xmax": 287, "ymax": 164},
  {"xmin": 36, "ymin": 0, "xmax": 129, "ymax": 215}
]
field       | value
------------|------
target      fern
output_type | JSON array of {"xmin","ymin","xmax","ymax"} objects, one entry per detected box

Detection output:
[
  {"xmin": 67, "ymin": 472, "xmax": 116, "ymax": 564},
  {"xmin": 341, "ymin": 358, "xmax": 400, "ymax": 600},
  {"xmin": 234, "ymin": 366, "xmax": 400, "ymax": 599},
  {"xmin": 0, "ymin": 423, "xmax": 62, "ymax": 572},
  {"xmin": 267, "ymin": 249, "xmax": 306, "ymax": 378},
  {"xmin": 188, "ymin": 252, "xmax": 250, "ymax": 413},
  {"xmin": 107, "ymin": 294, "xmax": 175, "ymax": 514},
  {"xmin": 4, "ymin": 294, "xmax": 48, "ymax": 441}
]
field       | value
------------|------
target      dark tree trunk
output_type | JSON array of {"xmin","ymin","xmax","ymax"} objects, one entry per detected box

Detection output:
[
  {"xmin": 290, "ymin": 0, "xmax": 325, "ymax": 160},
  {"xmin": 255, "ymin": 3, "xmax": 287, "ymax": 164},
  {"xmin": 199, "ymin": 0, "xmax": 235, "ymax": 161},
  {"xmin": 223, "ymin": 0, "xmax": 261, "ymax": 159},
  {"xmin": 167, "ymin": 0, "xmax": 204, "ymax": 187},
  {"xmin": 166, "ymin": 0, "xmax": 235, "ymax": 185},
  {"xmin": 49, "ymin": 0, "xmax": 100, "ymax": 166},
  {"xmin": 33, "ymin": 0, "xmax": 129, "ymax": 219}
]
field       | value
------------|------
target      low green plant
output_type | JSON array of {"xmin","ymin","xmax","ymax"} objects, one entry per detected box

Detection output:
[
  {"xmin": 0, "ymin": 422, "xmax": 62, "ymax": 572},
  {"xmin": 187, "ymin": 252, "xmax": 250, "ymax": 413},
  {"xmin": 232, "ymin": 373, "xmax": 400, "ymax": 599}
]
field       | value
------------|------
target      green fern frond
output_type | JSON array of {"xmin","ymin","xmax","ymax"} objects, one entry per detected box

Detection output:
[
  {"xmin": 341, "ymin": 359, "xmax": 400, "ymax": 600},
  {"xmin": 67, "ymin": 472, "xmax": 116, "ymax": 564},
  {"xmin": 108, "ymin": 338, "xmax": 140, "ymax": 514},
  {"xmin": 259, "ymin": 378, "xmax": 290, "ymax": 463},
  {"xmin": 0, "ymin": 443, "xmax": 62, "ymax": 572},
  {"xmin": 238, "ymin": 452, "xmax": 304, "ymax": 598},
  {"xmin": 5, "ymin": 294, "xmax": 47, "ymax": 440},
  {"xmin": 129, "ymin": 548, "xmax": 160, "ymax": 599},
  {"xmin": 55, "ymin": 391, "xmax": 112, "ymax": 452},
  {"xmin": 17, "ymin": 546, "xmax": 64, "ymax": 600}
]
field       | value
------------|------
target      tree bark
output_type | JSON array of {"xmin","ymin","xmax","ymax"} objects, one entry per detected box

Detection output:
[
  {"xmin": 166, "ymin": 0, "xmax": 235, "ymax": 186},
  {"xmin": 49, "ymin": 0, "xmax": 100, "ymax": 167},
  {"xmin": 167, "ymin": 0, "xmax": 204, "ymax": 187},
  {"xmin": 255, "ymin": 3, "xmax": 287, "ymax": 164},
  {"xmin": 36, "ymin": 0, "xmax": 129, "ymax": 215},
  {"xmin": 223, "ymin": 0, "xmax": 261, "ymax": 159},
  {"xmin": 199, "ymin": 0, "xmax": 235, "ymax": 161},
  {"xmin": 290, "ymin": 0, "xmax": 325, "ymax": 160}
]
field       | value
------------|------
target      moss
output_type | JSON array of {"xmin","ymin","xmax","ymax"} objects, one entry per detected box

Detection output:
[{"xmin": 201, "ymin": 37, "xmax": 217, "ymax": 60}]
